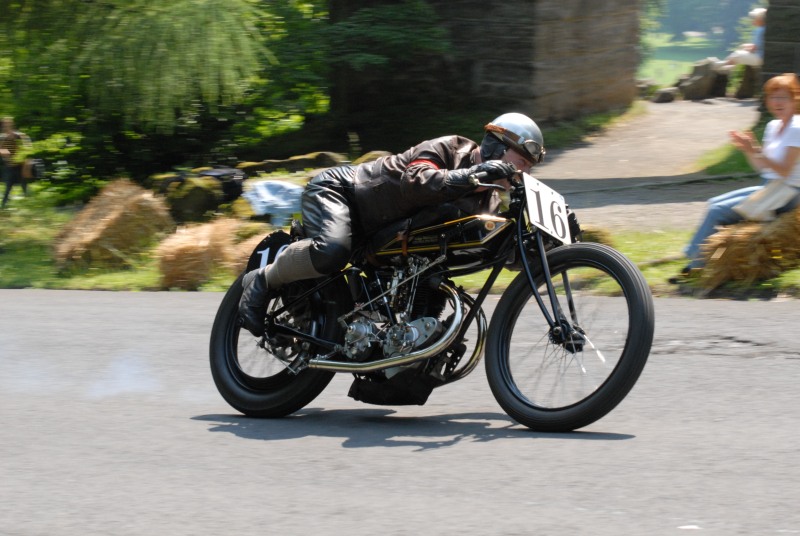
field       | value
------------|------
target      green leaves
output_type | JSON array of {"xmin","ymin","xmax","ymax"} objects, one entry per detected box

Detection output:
[
  {"xmin": 4, "ymin": 0, "xmax": 270, "ymax": 132},
  {"xmin": 79, "ymin": 0, "xmax": 269, "ymax": 131},
  {"xmin": 324, "ymin": 0, "xmax": 449, "ymax": 71}
]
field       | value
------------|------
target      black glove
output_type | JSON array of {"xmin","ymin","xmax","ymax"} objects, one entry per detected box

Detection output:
[{"xmin": 444, "ymin": 160, "xmax": 517, "ymax": 188}]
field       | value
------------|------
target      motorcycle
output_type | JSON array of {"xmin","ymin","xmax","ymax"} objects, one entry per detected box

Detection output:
[{"xmin": 209, "ymin": 172, "xmax": 654, "ymax": 432}]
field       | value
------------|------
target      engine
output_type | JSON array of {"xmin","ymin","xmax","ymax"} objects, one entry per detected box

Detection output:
[
  {"xmin": 339, "ymin": 258, "xmax": 450, "ymax": 362},
  {"xmin": 343, "ymin": 315, "xmax": 444, "ymax": 361}
]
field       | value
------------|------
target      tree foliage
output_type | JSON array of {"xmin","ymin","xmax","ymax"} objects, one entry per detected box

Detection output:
[
  {"xmin": 2, "ymin": 0, "xmax": 269, "ymax": 132},
  {"xmin": 0, "ymin": 0, "xmax": 321, "ymax": 186},
  {"xmin": 0, "ymin": 0, "xmax": 450, "ymax": 195},
  {"xmin": 324, "ymin": 0, "xmax": 449, "ymax": 71}
]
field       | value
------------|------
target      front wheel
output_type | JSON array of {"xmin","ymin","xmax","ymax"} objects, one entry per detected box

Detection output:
[{"xmin": 485, "ymin": 242, "xmax": 654, "ymax": 432}]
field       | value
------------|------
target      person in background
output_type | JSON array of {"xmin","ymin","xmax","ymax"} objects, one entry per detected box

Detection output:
[
  {"xmin": 718, "ymin": 7, "xmax": 767, "ymax": 70},
  {"xmin": 670, "ymin": 73, "xmax": 800, "ymax": 283},
  {"xmin": 0, "ymin": 117, "xmax": 32, "ymax": 209}
]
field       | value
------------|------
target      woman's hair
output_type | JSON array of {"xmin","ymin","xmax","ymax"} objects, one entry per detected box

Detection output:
[{"xmin": 764, "ymin": 73, "xmax": 800, "ymax": 112}]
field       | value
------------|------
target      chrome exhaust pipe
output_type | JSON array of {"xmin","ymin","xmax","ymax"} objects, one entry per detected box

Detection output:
[
  {"xmin": 306, "ymin": 283, "xmax": 464, "ymax": 373},
  {"xmin": 442, "ymin": 293, "xmax": 487, "ymax": 384}
]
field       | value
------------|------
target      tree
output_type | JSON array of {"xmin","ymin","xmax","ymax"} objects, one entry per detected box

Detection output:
[
  {"xmin": 3, "ymin": 0, "xmax": 269, "ymax": 132},
  {"xmin": 0, "ymin": 0, "xmax": 455, "ymax": 187},
  {"xmin": 322, "ymin": 0, "xmax": 452, "ymax": 152},
  {"xmin": 0, "ymin": 0, "xmax": 281, "ymax": 184}
]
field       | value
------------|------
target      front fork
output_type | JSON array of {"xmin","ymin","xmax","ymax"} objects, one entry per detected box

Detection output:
[{"xmin": 517, "ymin": 219, "xmax": 584, "ymax": 352}]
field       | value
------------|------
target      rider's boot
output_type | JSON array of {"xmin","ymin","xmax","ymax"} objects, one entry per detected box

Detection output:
[{"xmin": 238, "ymin": 240, "xmax": 325, "ymax": 337}]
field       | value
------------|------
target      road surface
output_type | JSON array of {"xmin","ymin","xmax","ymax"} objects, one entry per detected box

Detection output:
[{"xmin": 2, "ymin": 289, "xmax": 799, "ymax": 535}]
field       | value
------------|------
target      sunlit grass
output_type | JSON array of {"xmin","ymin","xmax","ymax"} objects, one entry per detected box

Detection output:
[
  {"xmin": 695, "ymin": 119, "xmax": 766, "ymax": 178},
  {"xmin": 639, "ymin": 32, "xmax": 728, "ymax": 88}
]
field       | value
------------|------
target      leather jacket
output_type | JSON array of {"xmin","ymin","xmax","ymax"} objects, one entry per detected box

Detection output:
[{"xmin": 349, "ymin": 135, "xmax": 501, "ymax": 233}]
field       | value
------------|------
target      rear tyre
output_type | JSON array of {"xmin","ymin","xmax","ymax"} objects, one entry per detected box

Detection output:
[
  {"xmin": 209, "ymin": 274, "xmax": 349, "ymax": 417},
  {"xmin": 485, "ymin": 242, "xmax": 654, "ymax": 432}
]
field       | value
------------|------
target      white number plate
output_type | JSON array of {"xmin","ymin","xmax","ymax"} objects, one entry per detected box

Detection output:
[{"xmin": 522, "ymin": 173, "xmax": 571, "ymax": 244}]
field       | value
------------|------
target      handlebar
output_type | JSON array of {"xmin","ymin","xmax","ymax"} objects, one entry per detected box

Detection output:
[{"xmin": 468, "ymin": 170, "xmax": 522, "ymax": 191}]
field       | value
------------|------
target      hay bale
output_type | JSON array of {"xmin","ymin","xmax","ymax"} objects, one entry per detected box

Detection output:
[
  {"xmin": 54, "ymin": 179, "xmax": 175, "ymax": 270},
  {"xmin": 155, "ymin": 219, "xmax": 237, "ymax": 290},
  {"xmin": 700, "ymin": 209, "xmax": 800, "ymax": 289},
  {"xmin": 240, "ymin": 151, "xmax": 347, "ymax": 174},
  {"xmin": 155, "ymin": 219, "xmax": 271, "ymax": 289}
]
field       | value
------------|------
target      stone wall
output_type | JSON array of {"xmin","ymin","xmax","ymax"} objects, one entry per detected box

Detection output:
[
  {"xmin": 429, "ymin": 0, "xmax": 640, "ymax": 121},
  {"xmin": 762, "ymin": 0, "xmax": 800, "ymax": 80}
]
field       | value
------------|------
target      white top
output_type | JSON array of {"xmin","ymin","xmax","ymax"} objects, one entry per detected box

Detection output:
[{"xmin": 762, "ymin": 115, "xmax": 800, "ymax": 187}]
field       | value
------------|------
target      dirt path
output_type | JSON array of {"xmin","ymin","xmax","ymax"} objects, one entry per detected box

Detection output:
[{"xmin": 535, "ymin": 98, "xmax": 762, "ymax": 231}]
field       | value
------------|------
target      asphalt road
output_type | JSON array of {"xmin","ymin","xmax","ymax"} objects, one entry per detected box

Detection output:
[
  {"xmin": 2, "ymin": 289, "xmax": 799, "ymax": 535},
  {"xmin": 535, "ymin": 97, "xmax": 762, "ymax": 232}
]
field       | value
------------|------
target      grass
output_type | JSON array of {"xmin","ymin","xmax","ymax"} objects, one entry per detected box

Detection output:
[
  {"xmin": 638, "ymin": 32, "xmax": 729, "ymax": 88},
  {"xmin": 697, "ymin": 118, "xmax": 767, "ymax": 177}
]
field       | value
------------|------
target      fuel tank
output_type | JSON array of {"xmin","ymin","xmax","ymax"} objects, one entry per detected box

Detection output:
[{"xmin": 371, "ymin": 214, "xmax": 513, "ymax": 268}]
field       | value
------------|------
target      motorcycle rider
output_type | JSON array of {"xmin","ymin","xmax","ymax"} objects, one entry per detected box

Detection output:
[{"xmin": 239, "ymin": 112, "xmax": 546, "ymax": 337}]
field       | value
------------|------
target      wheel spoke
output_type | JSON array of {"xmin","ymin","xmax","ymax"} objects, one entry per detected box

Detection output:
[
  {"xmin": 210, "ymin": 274, "xmax": 346, "ymax": 418},
  {"xmin": 485, "ymin": 243, "xmax": 653, "ymax": 431}
]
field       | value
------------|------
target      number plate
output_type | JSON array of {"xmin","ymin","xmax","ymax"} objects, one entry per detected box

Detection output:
[{"xmin": 522, "ymin": 173, "xmax": 572, "ymax": 244}]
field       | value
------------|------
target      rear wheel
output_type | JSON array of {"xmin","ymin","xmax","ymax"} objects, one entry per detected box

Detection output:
[
  {"xmin": 485, "ymin": 242, "xmax": 654, "ymax": 432},
  {"xmin": 209, "ymin": 274, "xmax": 349, "ymax": 417}
]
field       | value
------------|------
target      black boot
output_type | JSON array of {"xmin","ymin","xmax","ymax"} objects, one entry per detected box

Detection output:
[{"xmin": 239, "ymin": 267, "xmax": 270, "ymax": 337}]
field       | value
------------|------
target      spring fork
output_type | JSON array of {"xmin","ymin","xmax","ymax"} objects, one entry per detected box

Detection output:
[{"xmin": 518, "ymin": 211, "xmax": 574, "ymax": 340}]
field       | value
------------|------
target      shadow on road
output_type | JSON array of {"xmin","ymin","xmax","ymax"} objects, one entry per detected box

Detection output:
[{"xmin": 193, "ymin": 410, "xmax": 634, "ymax": 451}]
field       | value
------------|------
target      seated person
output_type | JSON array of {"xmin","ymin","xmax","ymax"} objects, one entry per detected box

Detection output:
[
  {"xmin": 671, "ymin": 73, "xmax": 800, "ymax": 283},
  {"xmin": 716, "ymin": 8, "xmax": 766, "ymax": 71}
]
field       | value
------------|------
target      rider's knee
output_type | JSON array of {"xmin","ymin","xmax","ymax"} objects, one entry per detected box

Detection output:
[{"xmin": 310, "ymin": 241, "xmax": 351, "ymax": 274}]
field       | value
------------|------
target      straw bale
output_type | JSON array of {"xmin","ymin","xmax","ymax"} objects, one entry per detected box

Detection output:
[
  {"xmin": 351, "ymin": 151, "xmax": 392, "ymax": 165},
  {"xmin": 155, "ymin": 219, "xmax": 270, "ymax": 289},
  {"xmin": 700, "ymin": 209, "xmax": 800, "ymax": 289},
  {"xmin": 53, "ymin": 179, "xmax": 175, "ymax": 269}
]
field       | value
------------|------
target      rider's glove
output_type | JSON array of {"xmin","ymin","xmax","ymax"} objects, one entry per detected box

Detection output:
[{"xmin": 444, "ymin": 161, "xmax": 517, "ymax": 188}]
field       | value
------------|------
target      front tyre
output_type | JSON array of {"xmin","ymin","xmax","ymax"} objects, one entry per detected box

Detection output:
[
  {"xmin": 485, "ymin": 242, "xmax": 654, "ymax": 432},
  {"xmin": 209, "ymin": 273, "xmax": 347, "ymax": 417}
]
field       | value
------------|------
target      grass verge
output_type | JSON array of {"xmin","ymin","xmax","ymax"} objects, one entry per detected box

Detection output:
[{"xmin": 638, "ymin": 32, "xmax": 728, "ymax": 88}]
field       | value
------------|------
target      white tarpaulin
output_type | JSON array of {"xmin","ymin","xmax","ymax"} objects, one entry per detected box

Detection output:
[{"xmin": 242, "ymin": 180, "xmax": 303, "ymax": 225}]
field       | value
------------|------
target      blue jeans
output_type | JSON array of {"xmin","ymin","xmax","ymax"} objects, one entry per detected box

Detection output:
[{"xmin": 684, "ymin": 181, "xmax": 800, "ymax": 268}]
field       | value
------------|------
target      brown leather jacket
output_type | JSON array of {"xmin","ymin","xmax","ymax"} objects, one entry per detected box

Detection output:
[{"xmin": 351, "ymin": 135, "xmax": 501, "ymax": 232}]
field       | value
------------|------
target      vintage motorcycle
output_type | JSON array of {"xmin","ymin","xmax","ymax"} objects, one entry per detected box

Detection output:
[{"xmin": 210, "ymin": 172, "xmax": 654, "ymax": 432}]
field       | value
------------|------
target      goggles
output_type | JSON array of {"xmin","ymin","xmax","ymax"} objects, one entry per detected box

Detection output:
[{"xmin": 485, "ymin": 123, "xmax": 546, "ymax": 164}]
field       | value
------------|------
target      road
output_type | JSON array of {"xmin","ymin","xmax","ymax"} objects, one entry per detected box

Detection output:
[
  {"xmin": 1, "ymin": 289, "xmax": 799, "ymax": 535},
  {"xmin": 535, "ymin": 97, "xmax": 761, "ymax": 232}
]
